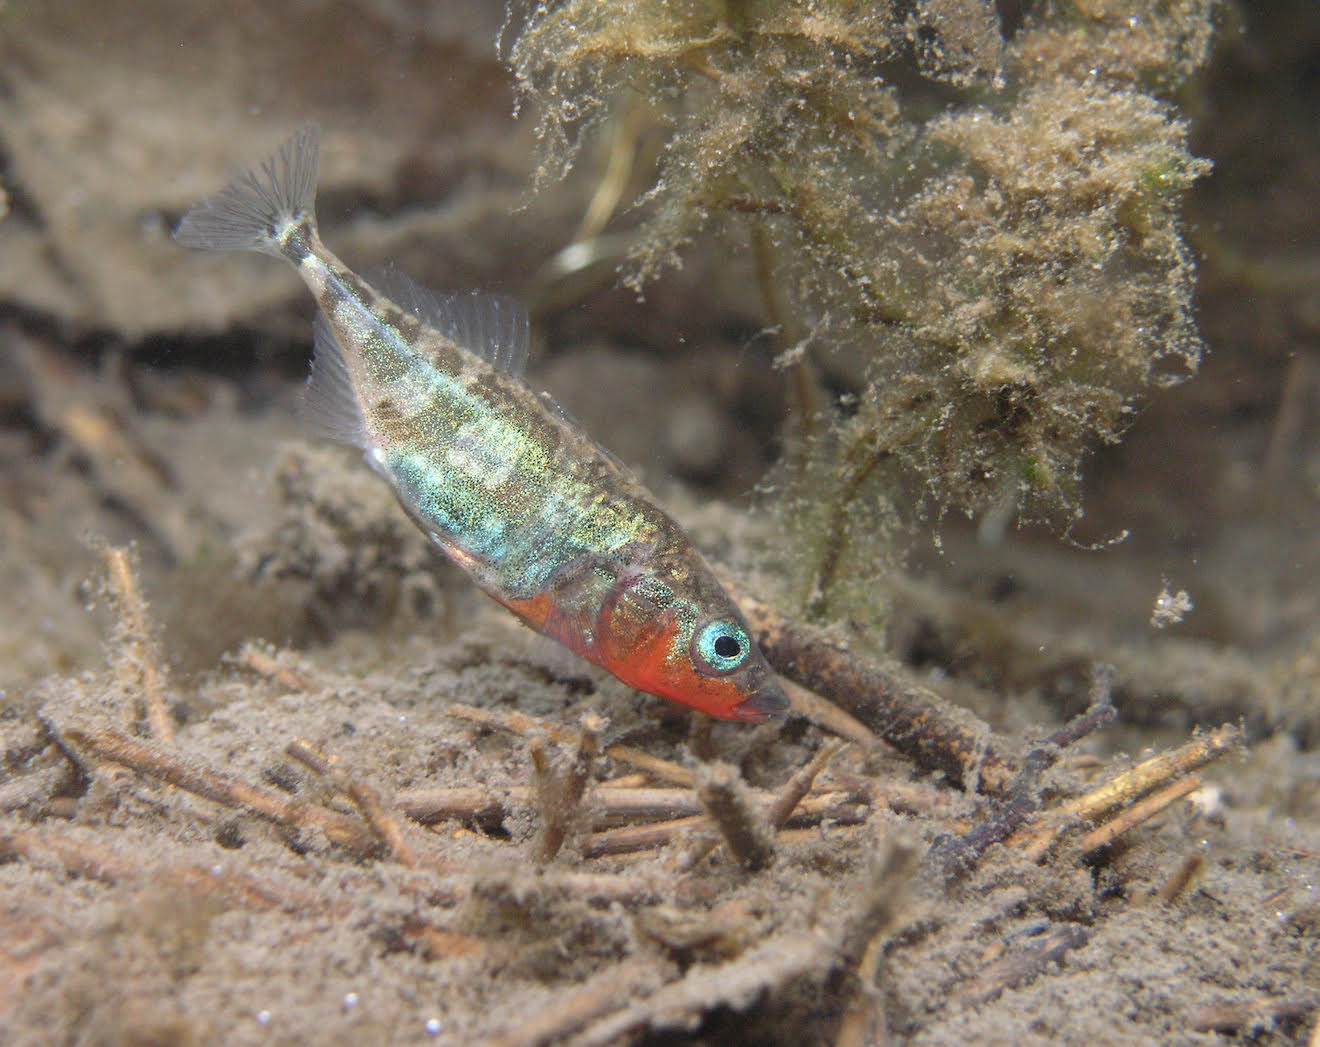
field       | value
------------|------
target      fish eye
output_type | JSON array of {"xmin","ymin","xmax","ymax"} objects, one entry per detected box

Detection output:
[{"xmin": 693, "ymin": 620, "xmax": 751, "ymax": 675}]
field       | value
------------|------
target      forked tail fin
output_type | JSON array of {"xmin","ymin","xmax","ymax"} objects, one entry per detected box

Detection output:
[{"xmin": 174, "ymin": 124, "xmax": 321, "ymax": 254}]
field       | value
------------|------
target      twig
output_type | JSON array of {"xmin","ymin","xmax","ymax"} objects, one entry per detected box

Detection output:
[
  {"xmin": 1150, "ymin": 852, "xmax": 1205, "ymax": 905},
  {"xmin": 570, "ymin": 834, "xmax": 918, "ymax": 1047},
  {"xmin": 1016, "ymin": 724, "xmax": 1242, "ymax": 861},
  {"xmin": 0, "ymin": 767, "xmax": 63, "ymax": 813},
  {"xmin": 924, "ymin": 747, "xmax": 1054, "ymax": 881},
  {"xmin": 56, "ymin": 724, "xmax": 375, "ymax": 853},
  {"xmin": 1074, "ymin": 776, "xmax": 1202, "ymax": 855},
  {"xmin": 682, "ymin": 741, "xmax": 847, "ymax": 870},
  {"xmin": 635, "ymin": 898, "xmax": 755, "ymax": 954},
  {"xmin": 724, "ymin": 579, "xmax": 1020, "ymax": 795},
  {"xmin": 1189, "ymin": 995, "xmax": 1317, "ymax": 1035},
  {"xmin": 98, "ymin": 543, "xmax": 174, "ymax": 744},
  {"xmin": 833, "ymin": 929, "xmax": 890, "ymax": 1047},
  {"xmin": 588, "ymin": 815, "xmax": 705, "ymax": 859},
  {"xmin": 782, "ymin": 679, "xmax": 879, "ymax": 748},
  {"xmin": 951, "ymin": 925, "xmax": 1091, "ymax": 1009},
  {"xmin": 1070, "ymin": 724, "xmax": 1241, "ymax": 825},
  {"xmin": 530, "ymin": 715, "xmax": 602, "ymax": 862},
  {"xmin": 397, "ymin": 784, "xmax": 696, "ymax": 826},
  {"xmin": 569, "ymin": 932, "xmax": 831, "ymax": 1047},
  {"xmin": 831, "ymin": 835, "xmax": 922, "ymax": 1047},
  {"xmin": 828, "ymin": 833, "xmax": 925, "ymax": 1047},
  {"xmin": 230, "ymin": 640, "xmax": 315, "ymax": 691},
  {"xmin": 585, "ymin": 792, "xmax": 870, "ymax": 859},
  {"xmin": 0, "ymin": 827, "xmax": 321, "ymax": 912},
  {"xmin": 922, "ymin": 683, "xmax": 1117, "ymax": 879},
  {"xmin": 600, "ymin": 772, "xmax": 649, "ymax": 788},
  {"xmin": 398, "ymin": 776, "xmax": 863, "ymax": 829},
  {"xmin": 406, "ymin": 923, "xmax": 491, "ymax": 960},
  {"xmin": 286, "ymin": 739, "xmax": 423, "ymax": 868},
  {"xmin": 476, "ymin": 959, "xmax": 661, "ymax": 1047},
  {"xmin": 446, "ymin": 702, "xmax": 694, "ymax": 787},
  {"xmin": 1041, "ymin": 666, "xmax": 1118, "ymax": 751},
  {"xmin": 768, "ymin": 741, "xmax": 845, "ymax": 829},
  {"xmin": 693, "ymin": 761, "xmax": 776, "ymax": 871}
]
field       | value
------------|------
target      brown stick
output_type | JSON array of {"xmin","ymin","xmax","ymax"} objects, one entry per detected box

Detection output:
[
  {"xmin": 531, "ymin": 715, "xmax": 602, "ymax": 862},
  {"xmin": 570, "ymin": 933, "xmax": 830, "ymax": 1047},
  {"xmin": 587, "ymin": 815, "xmax": 705, "ymax": 859},
  {"xmin": 587, "ymin": 793, "xmax": 869, "ymax": 859},
  {"xmin": 475, "ymin": 959, "xmax": 660, "ymax": 1047},
  {"xmin": 397, "ymin": 778, "xmax": 863, "ymax": 828},
  {"xmin": 694, "ymin": 761, "xmax": 776, "ymax": 871},
  {"xmin": 951, "ymin": 925, "xmax": 1091, "ymax": 1009},
  {"xmin": 725, "ymin": 580, "xmax": 1020, "ymax": 795},
  {"xmin": 0, "ymin": 768, "xmax": 62, "ymax": 813},
  {"xmin": 397, "ymin": 784, "xmax": 696, "ymax": 825},
  {"xmin": 446, "ymin": 702, "xmax": 695, "ymax": 787},
  {"xmin": 58, "ymin": 725, "xmax": 375, "ymax": 853},
  {"xmin": 286, "ymin": 739, "xmax": 423, "ymax": 868},
  {"xmin": 231, "ymin": 641, "xmax": 315, "ymax": 691},
  {"xmin": 1074, "ymin": 776, "xmax": 1202, "ymax": 855},
  {"xmin": 782, "ymin": 679, "xmax": 877, "ymax": 748},
  {"xmin": 833, "ymin": 931, "xmax": 890, "ymax": 1047},
  {"xmin": 1067, "ymin": 725, "xmax": 1240, "ymax": 826},
  {"xmin": 99, "ymin": 543, "xmax": 174, "ymax": 744},
  {"xmin": 768, "ymin": 741, "xmax": 845, "ymax": 830},
  {"xmin": 0, "ymin": 827, "xmax": 321, "ymax": 912},
  {"xmin": 1189, "ymin": 995, "xmax": 1318, "ymax": 1035},
  {"xmin": 1017, "ymin": 724, "xmax": 1241, "ymax": 861},
  {"xmin": 683, "ymin": 741, "xmax": 847, "ymax": 870},
  {"xmin": 832, "ymin": 840, "xmax": 922, "ymax": 1047},
  {"xmin": 1150, "ymin": 852, "xmax": 1205, "ymax": 905}
]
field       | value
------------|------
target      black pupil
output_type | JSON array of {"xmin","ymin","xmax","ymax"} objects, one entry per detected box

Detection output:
[{"xmin": 713, "ymin": 634, "xmax": 741, "ymax": 659}]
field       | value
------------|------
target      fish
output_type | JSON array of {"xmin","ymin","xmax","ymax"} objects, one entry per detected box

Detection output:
[{"xmin": 175, "ymin": 125, "xmax": 789, "ymax": 724}]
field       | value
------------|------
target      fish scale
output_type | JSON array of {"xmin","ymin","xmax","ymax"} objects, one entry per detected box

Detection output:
[{"xmin": 175, "ymin": 124, "xmax": 789, "ymax": 724}]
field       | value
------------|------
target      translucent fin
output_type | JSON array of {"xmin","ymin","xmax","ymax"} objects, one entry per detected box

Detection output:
[
  {"xmin": 538, "ymin": 390, "xmax": 636, "ymax": 479},
  {"xmin": 174, "ymin": 124, "xmax": 321, "ymax": 254},
  {"xmin": 300, "ymin": 313, "xmax": 371, "ymax": 449},
  {"xmin": 368, "ymin": 265, "xmax": 530, "ymax": 377}
]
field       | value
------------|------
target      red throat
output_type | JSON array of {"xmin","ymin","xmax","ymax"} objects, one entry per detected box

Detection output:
[{"xmin": 496, "ymin": 591, "xmax": 761, "ymax": 721}]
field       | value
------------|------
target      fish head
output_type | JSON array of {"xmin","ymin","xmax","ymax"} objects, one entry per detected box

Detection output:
[{"xmin": 596, "ymin": 557, "xmax": 791, "ymax": 724}]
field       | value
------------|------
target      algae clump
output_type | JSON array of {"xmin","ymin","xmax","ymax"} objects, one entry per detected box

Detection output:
[{"xmin": 504, "ymin": 0, "xmax": 1218, "ymax": 618}]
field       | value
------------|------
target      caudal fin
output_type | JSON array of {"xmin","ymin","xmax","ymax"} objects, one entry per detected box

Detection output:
[{"xmin": 174, "ymin": 124, "xmax": 321, "ymax": 254}]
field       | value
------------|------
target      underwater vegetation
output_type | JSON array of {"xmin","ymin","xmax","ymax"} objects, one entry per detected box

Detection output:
[{"xmin": 504, "ymin": 0, "xmax": 1219, "ymax": 618}]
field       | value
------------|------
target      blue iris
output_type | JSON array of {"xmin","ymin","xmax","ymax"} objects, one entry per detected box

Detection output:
[{"xmin": 693, "ymin": 620, "xmax": 750, "ymax": 675}]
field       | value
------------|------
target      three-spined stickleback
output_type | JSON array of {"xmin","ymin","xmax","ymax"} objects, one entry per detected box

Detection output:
[{"xmin": 175, "ymin": 125, "xmax": 789, "ymax": 724}]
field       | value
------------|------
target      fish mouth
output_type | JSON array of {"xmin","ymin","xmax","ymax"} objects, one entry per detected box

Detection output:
[{"xmin": 735, "ymin": 679, "xmax": 792, "ymax": 724}]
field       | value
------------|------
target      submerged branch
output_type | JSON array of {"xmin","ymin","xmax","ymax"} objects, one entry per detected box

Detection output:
[{"xmin": 725, "ymin": 576, "xmax": 1020, "ymax": 795}]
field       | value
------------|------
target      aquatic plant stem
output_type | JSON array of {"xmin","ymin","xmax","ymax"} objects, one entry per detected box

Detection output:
[{"xmin": 749, "ymin": 222, "xmax": 819, "ymax": 476}]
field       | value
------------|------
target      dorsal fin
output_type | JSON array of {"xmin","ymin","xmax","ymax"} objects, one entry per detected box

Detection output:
[
  {"xmin": 537, "ymin": 390, "xmax": 638, "ymax": 481},
  {"xmin": 300, "ymin": 313, "xmax": 371, "ymax": 449},
  {"xmin": 367, "ymin": 265, "xmax": 530, "ymax": 378}
]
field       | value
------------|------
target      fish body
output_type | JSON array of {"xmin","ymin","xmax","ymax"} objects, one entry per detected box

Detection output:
[{"xmin": 176, "ymin": 125, "xmax": 788, "ymax": 723}]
